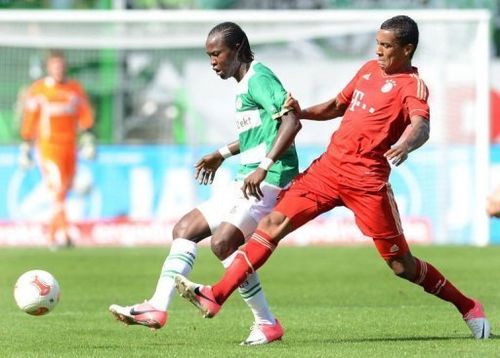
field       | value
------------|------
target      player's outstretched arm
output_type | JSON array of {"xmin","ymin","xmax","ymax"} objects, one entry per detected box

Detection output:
[
  {"xmin": 384, "ymin": 115, "xmax": 430, "ymax": 166},
  {"xmin": 300, "ymin": 97, "xmax": 347, "ymax": 121},
  {"xmin": 194, "ymin": 140, "xmax": 240, "ymax": 185}
]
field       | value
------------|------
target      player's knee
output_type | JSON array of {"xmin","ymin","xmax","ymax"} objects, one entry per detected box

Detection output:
[
  {"xmin": 172, "ymin": 219, "xmax": 197, "ymax": 242},
  {"xmin": 172, "ymin": 220, "xmax": 185, "ymax": 238}
]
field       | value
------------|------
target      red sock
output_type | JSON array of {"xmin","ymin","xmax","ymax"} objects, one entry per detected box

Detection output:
[
  {"xmin": 212, "ymin": 230, "xmax": 276, "ymax": 304},
  {"xmin": 413, "ymin": 258, "xmax": 474, "ymax": 315}
]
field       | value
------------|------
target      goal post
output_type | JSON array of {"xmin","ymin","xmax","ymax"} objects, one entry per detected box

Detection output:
[{"xmin": 0, "ymin": 9, "xmax": 491, "ymax": 246}]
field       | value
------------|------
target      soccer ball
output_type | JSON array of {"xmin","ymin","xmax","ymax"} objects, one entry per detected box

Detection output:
[{"xmin": 13, "ymin": 270, "xmax": 60, "ymax": 315}]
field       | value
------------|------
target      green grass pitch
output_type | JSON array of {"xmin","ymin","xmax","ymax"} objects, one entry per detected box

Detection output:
[{"xmin": 1, "ymin": 245, "xmax": 499, "ymax": 357}]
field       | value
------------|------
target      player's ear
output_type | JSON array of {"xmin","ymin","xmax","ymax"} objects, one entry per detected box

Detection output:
[{"xmin": 404, "ymin": 43, "xmax": 414, "ymax": 58}]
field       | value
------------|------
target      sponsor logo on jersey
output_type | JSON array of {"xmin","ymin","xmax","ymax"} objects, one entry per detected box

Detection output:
[{"xmin": 235, "ymin": 110, "xmax": 261, "ymax": 133}]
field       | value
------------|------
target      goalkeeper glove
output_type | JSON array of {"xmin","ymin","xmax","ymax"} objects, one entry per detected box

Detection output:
[
  {"xmin": 79, "ymin": 131, "xmax": 96, "ymax": 160},
  {"xmin": 18, "ymin": 141, "xmax": 34, "ymax": 170}
]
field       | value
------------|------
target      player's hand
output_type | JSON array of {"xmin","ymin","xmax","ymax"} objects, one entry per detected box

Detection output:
[
  {"xmin": 18, "ymin": 141, "xmax": 34, "ymax": 170},
  {"xmin": 194, "ymin": 151, "xmax": 224, "ymax": 185},
  {"xmin": 384, "ymin": 143, "xmax": 409, "ymax": 166},
  {"xmin": 241, "ymin": 168, "xmax": 267, "ymax": 200},
  {"xmin": 486, "ymin": 188, "xmax": 500, "ymax": 218},
  {"xmin": 284, "ymin": 92, "xmax": 301, "ymax": 117},
  {"xmin": 79, "ymin": 132, "xmax": 96, "ymax": 160}
]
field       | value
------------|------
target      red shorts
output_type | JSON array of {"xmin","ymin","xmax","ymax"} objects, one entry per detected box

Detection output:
[{"xmin": 274, "ymin": 155, "xmax": 409, "ymax": 259}]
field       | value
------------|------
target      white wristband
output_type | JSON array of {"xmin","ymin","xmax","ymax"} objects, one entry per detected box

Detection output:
[
  {"xmin": 218, "ymin": 145, "xmax": 232, "ymax": 159},
  {"xmin": 258, "ymin": 157, "xmax": 274, "ymax": 171}
]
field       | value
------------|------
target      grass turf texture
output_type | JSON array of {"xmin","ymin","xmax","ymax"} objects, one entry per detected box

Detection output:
[{"xmin": 0, "ymin": 245, "xmax": 499, "ymax": 357}]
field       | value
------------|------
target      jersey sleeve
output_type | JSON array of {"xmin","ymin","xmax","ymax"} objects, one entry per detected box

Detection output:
[
  {"xmin": 20, "ymin": 83, "xmax": 41, "ymax": 141},
  {"xmin": 402, "ymin": 77, "xmax": 430, "ymax": 120},
  {"xmin": 248, "ymin": 74, "xmax": 288, "ymax": 120},
  {"xmin": 73, "ymin": 81, "xmax": 94, "ymax": 130},
  {"xmin": 336, "ymin": 61, "xmax": 373, "ymax": 106}
]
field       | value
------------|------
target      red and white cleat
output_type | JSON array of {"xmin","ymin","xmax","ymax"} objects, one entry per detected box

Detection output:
[
  {"xmin": 175, "ymin": 275, "xmax": 221, "ymax": 318},
  {"xmin": 241, "ymin": 319, "xmax": 284, "ymax": 346},
  {"xmin": 109, "ymin": 301, "xmax": 167, "ymax": 330},
  {"xmin": 463, "ymin": 299, "xmax": 491, "ymax": 339}
]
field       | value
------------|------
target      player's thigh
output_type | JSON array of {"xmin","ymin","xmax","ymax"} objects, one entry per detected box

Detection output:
[
  {"xmin": 274, "ymin": 181, "xmax": 339, "ymax": 231},
  {"xmin": 342, "ymin": 182, "xmax": 403, "ymax": 239}
]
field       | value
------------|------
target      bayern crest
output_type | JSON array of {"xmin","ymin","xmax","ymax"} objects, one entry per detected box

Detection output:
[{"xmin": 381, "ymin": 80, "xmax": 396, "ymax": 93}]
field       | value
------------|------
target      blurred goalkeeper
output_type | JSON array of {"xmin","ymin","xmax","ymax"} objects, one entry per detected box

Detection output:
[{"xmin": 19, "ymin": 49, "xmax": 95, "ymax": 249}]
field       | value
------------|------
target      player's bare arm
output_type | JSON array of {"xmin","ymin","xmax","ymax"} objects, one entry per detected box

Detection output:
[
  {"xmin": 195, "ymin": 140, "xmax": 240, "ymax": 185},
  {"xmin": 301, "ymin": 97, "xmax": 347, "ymax": 121},
  {"xmin": 384, "ymin": 115, "xmax": 430, "ymax": 166},
  {"xmin": 242, "ymin": 110, "xmax": 301, "ymax": 200}
]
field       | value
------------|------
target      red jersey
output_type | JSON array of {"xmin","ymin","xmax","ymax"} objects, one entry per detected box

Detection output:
[{"xmin": 326, "ymin": 60, "xmax": 429, "ymax": 187}]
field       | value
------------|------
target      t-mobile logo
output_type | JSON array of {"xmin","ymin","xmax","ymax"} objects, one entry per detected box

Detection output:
[
  {"xmin": 349, "ymin": 89, "xmax": 364, "ymax": 112},
  {"xmin": 349, "ymin": 89, "xmax": 375, "ymax": 113}
]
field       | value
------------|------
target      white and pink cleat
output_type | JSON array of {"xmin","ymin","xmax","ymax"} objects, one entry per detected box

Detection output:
[{"xmin": 109, "ymin": 301, "xmax": 167, "ymax": 330}]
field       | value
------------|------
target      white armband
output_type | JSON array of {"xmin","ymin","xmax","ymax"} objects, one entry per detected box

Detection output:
[
  {"xmin": 258, "ymin": 157, "xmax": 275, "ymax": 171},
  {"xmin": 218, "ymin": 145, "xmax": 233, "ymax": 159}
]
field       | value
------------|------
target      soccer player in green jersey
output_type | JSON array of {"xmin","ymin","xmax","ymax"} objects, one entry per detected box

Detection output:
[{"xmin": 109, "ymin": 22, "xmax": 301, "ymax": 345}]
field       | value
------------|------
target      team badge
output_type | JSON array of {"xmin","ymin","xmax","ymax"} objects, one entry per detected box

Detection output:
[{"xmin": 381, "ymin": 79, "xmax": 396, "ymax": 93}]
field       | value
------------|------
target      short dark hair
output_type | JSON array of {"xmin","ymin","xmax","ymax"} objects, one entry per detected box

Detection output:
[
  {"xmin": 380, "ymin": 15, "xmax": 419, "ymax": 58},
  {"xmin": 208, "ymin": 22, "xmax": 254, "ymax": 63}
]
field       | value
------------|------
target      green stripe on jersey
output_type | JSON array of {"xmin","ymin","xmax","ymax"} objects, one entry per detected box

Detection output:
[{"xmin": 234, "ymin": 62, "xmax": 298, "ymax": 188}]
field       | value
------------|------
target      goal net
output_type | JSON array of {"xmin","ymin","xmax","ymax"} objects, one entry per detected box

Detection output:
[{"xmin": 0, "ymin": 9, "xmax": 491, "ymax": 246}]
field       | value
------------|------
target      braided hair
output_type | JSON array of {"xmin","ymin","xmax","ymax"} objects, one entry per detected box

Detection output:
[{"xmin": 208, "ymin": 22, "xmax": 254, "ymax": 63}]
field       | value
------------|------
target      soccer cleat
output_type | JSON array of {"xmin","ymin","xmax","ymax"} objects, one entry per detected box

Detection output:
[
  {"xmin": 175, "ymin": 275, "xmax": 220, "ymax": 318},
  {"xmin": 463, "ymin": 299, "xmax": 491, "ymax": 339},
  {"xmin": 109, "ymin": 301, "xmax": 167, "ymax": 330},
  {"xmin": 241, "ymin": 319, "xmax": 284, "ymax": 346}
]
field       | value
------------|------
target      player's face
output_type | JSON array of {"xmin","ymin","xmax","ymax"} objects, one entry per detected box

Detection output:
[
  {"xmin": 205, "ymin": 33, "xmax": 239, "ymax": 80},
  {"xmin": 46, "ymin": 56, "xmax": 67, "ymax": 83},
  {"xmin": 375, "ymin": 30, "xmax": 413, "ymax": 75}
]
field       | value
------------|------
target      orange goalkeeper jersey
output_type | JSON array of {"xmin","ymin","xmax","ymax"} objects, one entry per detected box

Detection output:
[{"xmin": 21, "ymin": 77, "xmax": 94, "ymax": 148}]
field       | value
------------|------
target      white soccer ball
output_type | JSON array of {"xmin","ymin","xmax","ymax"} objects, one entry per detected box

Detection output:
[{"xmin": 14, "ymin": 270, "xmax": 60, "ymax": 315}]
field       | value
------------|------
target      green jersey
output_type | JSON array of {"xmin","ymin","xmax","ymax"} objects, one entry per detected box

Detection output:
[{"xmin": 234, "ymin": 61, "xmax": 299, "ymax": 188}]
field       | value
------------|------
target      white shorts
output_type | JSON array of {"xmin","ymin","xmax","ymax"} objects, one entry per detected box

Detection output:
[{"xmin": 197, "ymin": 180, "xmax": 282, "ymax": 239}]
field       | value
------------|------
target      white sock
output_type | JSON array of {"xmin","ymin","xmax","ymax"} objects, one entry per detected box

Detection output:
[
  {"xmin": 222, "ymin": 252, "xmax": 275, "ymax": 325},
  {"xmin": 148, "ymin": 238, "xmax": 197, "ymax": 311}
]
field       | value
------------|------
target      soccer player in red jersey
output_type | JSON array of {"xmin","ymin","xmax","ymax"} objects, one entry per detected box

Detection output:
[{"xmin": 175, "ymin": 15, "xmax": 491, "ymax": 339}]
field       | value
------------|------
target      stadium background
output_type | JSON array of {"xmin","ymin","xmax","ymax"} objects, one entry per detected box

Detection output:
[{"xmin": 0, "ymin": 0, "xmax": 498, "ymax": 246}]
